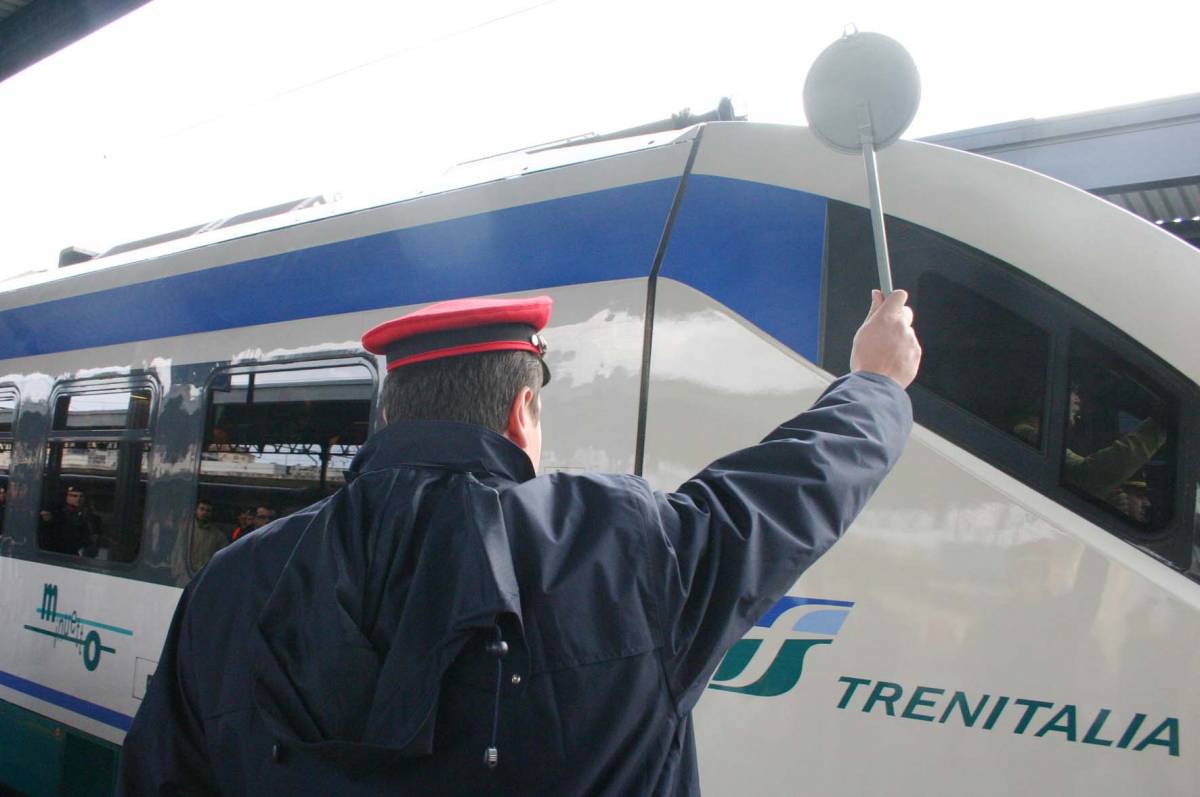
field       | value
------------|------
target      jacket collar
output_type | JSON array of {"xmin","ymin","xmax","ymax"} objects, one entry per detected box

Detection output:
[{"xmin": 346, "ymin": 419, "xmax": 535, "ymax": 485}]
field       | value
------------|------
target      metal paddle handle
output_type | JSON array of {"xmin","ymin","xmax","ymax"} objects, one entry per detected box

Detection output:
[{"xmin": 858, "ymin": 101, "xmax": 894, "ymax": 295}]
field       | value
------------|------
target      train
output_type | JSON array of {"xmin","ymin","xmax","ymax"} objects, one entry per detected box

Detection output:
[{"xmin": 0, "ymin": 120, "xmax": 1197, "ymax": 795}]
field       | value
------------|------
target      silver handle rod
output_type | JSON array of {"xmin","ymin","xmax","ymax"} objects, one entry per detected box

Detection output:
[{"xmin": 858, "ymin": 104, "xmax": 894, "ymax": 294}]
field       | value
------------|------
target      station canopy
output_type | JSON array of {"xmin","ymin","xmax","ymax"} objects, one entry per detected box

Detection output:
[{"xmin": 0, "ymin": 0, "xmax": 149, "ymax": 84}]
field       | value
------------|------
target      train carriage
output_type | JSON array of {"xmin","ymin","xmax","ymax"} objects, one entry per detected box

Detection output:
[{"xmin": 0, "ymin": 121, "xmax": 1197, "ymax": 795}]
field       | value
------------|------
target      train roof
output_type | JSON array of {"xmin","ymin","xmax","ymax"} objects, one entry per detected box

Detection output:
[
  {"xmin": 0, "ymin": 127, "xmax": 691, "ymax": 295},
  {"xmin": 1, "ymin": 121, "xmax": 1197, "ymax": 385}
]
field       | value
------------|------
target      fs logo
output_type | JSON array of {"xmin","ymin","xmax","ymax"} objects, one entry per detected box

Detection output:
[{"xmin": 709, "ymin": 597, "xmax": 853, "ymax": 697}]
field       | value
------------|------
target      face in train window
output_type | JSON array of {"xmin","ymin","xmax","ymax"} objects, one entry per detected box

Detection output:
[
  {"xmin": 913, "ymin": 272, "xmax": 1051, "ymax": 447},
  {"xmin": 192, "ymin": 362, "xmax": 374, "ymax": 569},
  {"xmin": 1060, "ymin": 334, "xmax": 1175, "ymax": 530},
  {"xmin": 40, "ymin": 387, "xmax": 153, "ymax": 563}
]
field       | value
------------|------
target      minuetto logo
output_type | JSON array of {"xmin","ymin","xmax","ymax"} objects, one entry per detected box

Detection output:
[{"xmin": 22, "ymin": 583, "xmax": 133, "ymax": 672}]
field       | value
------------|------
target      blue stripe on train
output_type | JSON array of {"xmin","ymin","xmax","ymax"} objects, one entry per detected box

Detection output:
[
  {"xmin": 0, "ymin": 179, "xmax": 679, "ymax": 361},
  {"xmin": 0, "ymin": 669, "xmax": 133, "ymax": 731},
  {"xmin": 659, "ymin": 175, "xmax": 828, "ymax": 363},
  {"xmin": 0, "ymin": 176, "xmax": 827, "ymax": 362}
]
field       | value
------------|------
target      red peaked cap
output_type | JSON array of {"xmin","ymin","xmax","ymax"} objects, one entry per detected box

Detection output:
[{"xmin": 362, "ymin": 295, "xmax": 553, "ymax": 384}]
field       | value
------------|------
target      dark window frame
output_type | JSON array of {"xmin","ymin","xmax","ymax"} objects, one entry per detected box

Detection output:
[
  {"xmin": 1058, "ymin": 329, "xmax": 1178, "ymax": 533},
  {"xmin": 882, "ymin": 217, "xmax": 1069, "ymax": 493},
  {"xmin": 0, "ymin": 383, "xmax": 19, "ymax": 444},
  {"xmin": 822, "ymin": 202, "xmax": 1199, "ymax": 573},
  {"xmin": 908, "ymin": 268, "xmax": 1059, "ymax": 472},
  {"xmin": 38, "ymin": 376, "xmax": 160, "ymax": 568},
  {"xmin": 187, "ymin": 354, "xmax": 379, "ymax": 575},
  {"xmin": 0, "ymin": 384, "xmax": 20, "ymax": 522},
  {"xmin": 0, "ymin": 384, "xmax": 19, "ymax": 436},
  {"xmin": 1053, "ymin": 315, "xmax": 1192, "ymax": 554}
]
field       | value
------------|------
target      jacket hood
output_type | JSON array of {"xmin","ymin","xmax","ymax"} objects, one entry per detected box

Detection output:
[{"xmin": 251, "ymin": 420, "xmax": 528, "ymax": 767}]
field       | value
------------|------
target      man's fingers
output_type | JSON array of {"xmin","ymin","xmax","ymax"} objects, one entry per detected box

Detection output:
[
  {"xmin": 851, "ymin": 287, "xmax": 922, "ymax": 388},
  {"xmin": 881, "ymin": 289, "xmax": 909, "ymax": 312},
  {"xmin": 863, "ymin": 289, "xmax": 912, "ymax": 325},
  {"xmin": 878, "ymin": 290, "xmax": 913, "ymax": 327}
]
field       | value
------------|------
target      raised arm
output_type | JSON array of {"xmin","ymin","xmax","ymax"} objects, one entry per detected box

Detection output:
[{"xmin": 647, "ymin": 290, "xmax": 920, "ymax": 711}]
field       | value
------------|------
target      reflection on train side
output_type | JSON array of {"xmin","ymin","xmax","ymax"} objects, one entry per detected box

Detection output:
[
  {"xmin": 0, "ymin": 389, "xmax": 16, "ymax": 540},
  {"xmin": 39, "ymin": 386, "xmax": 152, "ymax": 563},
  {"xmin": 190, "ymin": 359, "xmax": 374, "ymax": 570}
]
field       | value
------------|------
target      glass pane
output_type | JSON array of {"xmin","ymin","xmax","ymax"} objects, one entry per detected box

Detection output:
[
  {"xmin": 128, "ymin": 388, "xmax": 153, "ymax": 429},
  {"xmin": 39, "ymin": 440, "xmax": 149, "ymax": 562},
  {"xmin": 212, "ymin": 365, "xmax": 375, "ymax": 405},
  {"xmin": 914, "ymin": 272, "xmax": 1051, "ymax": 447},
  {"xmin": 1061, "ymin": 334, "xmax": 1175, "ymax": 530},
  {"xmin": 0, "ymin": 441, "xmax": 9, "ymax": 537},
  {"xmin": 54, "ymin": 388, "xmax": 152, "ymax": 431},
  {"xmin": 200, "ymin": 363, "xmax": 373, "ymax": 542},
  {"xmin": 1191, "ymin": 485, "xmax": 1200, "ymax": 584},
  {"xmin": 0, "ymin": 391, "xmax": 16, "ymax": 434}
]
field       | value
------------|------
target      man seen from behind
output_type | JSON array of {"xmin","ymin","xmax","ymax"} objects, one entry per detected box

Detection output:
[{"xmin": 121, "ymin": 289, "xmax": 920, "ymax": 795}]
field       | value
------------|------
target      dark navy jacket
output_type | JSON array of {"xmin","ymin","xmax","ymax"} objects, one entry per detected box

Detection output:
[{"xmin": 120, "ymin": 372, "xmax": 911, "ymax": 795}]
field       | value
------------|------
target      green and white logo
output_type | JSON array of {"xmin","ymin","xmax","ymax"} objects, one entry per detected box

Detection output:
[
  {"xmin": 709, "ymin": 597, "xmax": 852, "ymax": 697},
  {"xmin": 22, "ymin": 583, "xmax": 133, "ymax": 672}
]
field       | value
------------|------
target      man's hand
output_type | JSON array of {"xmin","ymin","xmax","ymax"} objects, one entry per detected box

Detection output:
[{"xmin": 849, "ymin": 289, "xmax": 922, "ymax": 389}]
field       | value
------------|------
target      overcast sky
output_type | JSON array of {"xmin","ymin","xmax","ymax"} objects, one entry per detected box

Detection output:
[{"xmin": 1, "ymin": 0, "xmax": 1197, "ymax": 282}]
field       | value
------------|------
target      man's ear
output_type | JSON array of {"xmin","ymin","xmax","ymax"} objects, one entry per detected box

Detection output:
[{"xmin": 506, "ymin": 386, "xmax": 535, "ymax": 448}]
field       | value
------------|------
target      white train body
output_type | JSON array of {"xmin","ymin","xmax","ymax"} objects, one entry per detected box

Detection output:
[{"xmin": 0, "ymin": 122, "xmax": 1196, "ymax": 795}]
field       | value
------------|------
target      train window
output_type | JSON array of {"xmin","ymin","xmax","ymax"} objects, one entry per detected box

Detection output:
[
  {"xmin": 0, "ymin": 390, "xmax": 16, "ymax": 434},
  {"xmin": 40, "ymin": 386, "xmax": 155, "ymax": 563},
  {"xmin": 0, "ymin": 388, "xmax": 16, "ymax": 536},
  {"xmin": 0, "ymin": 438, "xmax": 9, "ymax": 534},
  {"xmin": 53, "ymin": 388, "xmax": 152, "ymax": 431},
  {"xmin": 824, "ymin": 203, "xmax": 1194, "ymax": 569},
  {"xmin": 1192, "ymin": 486, "xmax": 1200, "ymax": 583},
  {"xmin": 1060, "ymin": 334, "xmax": 1175, "ymax": 531},
  {"xmin": 913, "ymin": 272, "xmax": 1051, "ymax": 448},
  {"xmin": 193, "ymin": 360, "xmax": 374, "ymax": 566}
]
